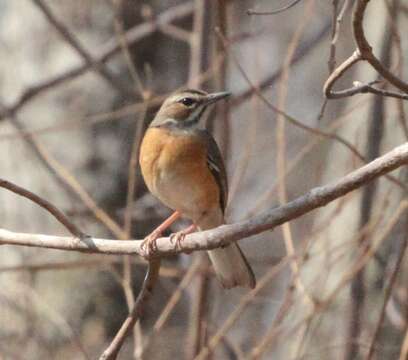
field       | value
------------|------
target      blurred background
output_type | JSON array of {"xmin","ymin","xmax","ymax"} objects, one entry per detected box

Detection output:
[{"xmin": 0, "ymin": 0, "xmax": 407, "ymax": 359}]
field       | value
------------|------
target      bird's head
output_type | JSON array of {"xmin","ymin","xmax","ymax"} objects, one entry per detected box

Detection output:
[{"xmin": 150, "ymin": 89, "xmax": 231, "ymax": 128}]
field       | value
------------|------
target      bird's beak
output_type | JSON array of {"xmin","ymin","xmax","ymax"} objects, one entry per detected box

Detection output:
[{"xmin": 204, "ymin": 91, "xmax": 231, "ymax": 105}]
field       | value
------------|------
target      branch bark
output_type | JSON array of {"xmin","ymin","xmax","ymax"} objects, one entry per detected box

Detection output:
[{"xmin": 0, "ymin": 142, "xmax": 407, "ymax": 257}]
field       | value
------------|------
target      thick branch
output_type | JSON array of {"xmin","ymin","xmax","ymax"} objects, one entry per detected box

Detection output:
[{"xmin": 0, "ymin": 142, "xmax": 407, "ymax": 256}]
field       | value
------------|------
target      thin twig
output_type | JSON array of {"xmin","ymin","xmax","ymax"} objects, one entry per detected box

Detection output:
[
  {"xmin": 186, "ymin": 3, "xmax": 210, "ymax": 358},
  {"xmin": 112, "ymin": 6, "xmax": 145, "ymax": 96},
  {"xmin": 365, "ymin": 231, "xmax": 408, "ymax": 359},
  {"xmin": 345, "ymin": 26, "xmax": 390, "ymax": 360},
  {"xmin": 195, "ymin": 256, "xmax": 292, "ymax": 359},
  {"xmin": 353, "ymin": 0, "xmax": 408, "ymax": 93},
  {"xmin": 0, "ymin": 2, "xmax": 194, "ymax": 121},
  {"xmin": 0, "ymin": 178, "xmax": 84, "ymax": 237},
  {"xmin": 274, "ymin": 0, "xmax": 316, "ymax": 307},
  {"xmin": 99, "ymin": 259, "xmax": 161, "ymax": 360},
  {"xmin": 247, "ymin": 0, "xmax": 303, "ymax": 15},
  {"xmin": 31, "ymin": 0, "xmax": 132, "ymax": 97},
  {"xmin": 232, "ymin": 21, "xmax": 330, "ymax": 107},
  {"xmin": 400, "ymin": 328, "xmax": 408, "ymax": 360},
  {"xmin": 0, "ymin": 103, "xmax": 127, "ymax": 239},
  {"xmin": 324, "ymin": 0, "xmax": 408, "ymax": 100},
  {"xmin": 121, "ymin": 67, "xmax": 150, "ymax": 360},
  {"xmin": 217, "ymin": 30, "xmax": 407, "ymax": 192}
]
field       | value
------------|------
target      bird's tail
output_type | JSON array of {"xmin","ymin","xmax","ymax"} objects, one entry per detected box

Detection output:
[
  {"xmin": 197, "ymin": 210, "xmax": 256, "ymax": 289},
  {"xmin": 207, "ymin": 243, "xmax": 256, "ymax": 289}
]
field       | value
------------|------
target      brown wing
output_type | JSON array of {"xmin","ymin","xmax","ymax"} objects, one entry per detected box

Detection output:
[{"xmin": 197, "ymin": 129, "xmax": 228, "ymax": 213}]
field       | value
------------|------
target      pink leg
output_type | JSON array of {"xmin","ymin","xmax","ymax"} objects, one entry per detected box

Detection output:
[{"xmin": 141, "ymin": 211, "xmax": 181, "ymax": 255}]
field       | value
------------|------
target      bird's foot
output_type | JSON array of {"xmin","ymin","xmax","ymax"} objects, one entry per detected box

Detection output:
[
  {"xmin": 140, "ymin": 230, "xmax": 161, "ymax": 257},
  {"xmin": 169, "ymin": 231, "xmax": 187, "ymax": 251},
  {"xmin": 169, "ymin": 224, "xmax": 197, "ymax": 251}
]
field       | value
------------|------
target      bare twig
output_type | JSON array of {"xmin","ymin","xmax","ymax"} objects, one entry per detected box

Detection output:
[
  {"xmin": 154, "ymin": 258, "xmax": 202, "ymax": 331},
  {"xmin": 112, "ymin": 6, "xmax": 145, "ymax": 97},
  {"xmin": 186, "ymin": 3, "xmax": 210, "ymax": 357},
  {"xmin": 99, "ymin": 259, "xmax": 161, "ymax": 360},
  {"xmin": 31, "ymin": 0, "xmax": 132, "ymax": 97},
  {"xmin": 366, "ymin": 231, "xmax": 408, "ymax": 359},
  {"xmin": 353, "ymin": 0, "xmax": 408, "ymax": 93},
  {"xmin": 0, "ymin": 178, "xmax": 84, "ymax": 237},
  {"xmin": 188, "ymin": 0, "xmax": 205, "ymax": 88},
  {"xmin": 232, "ymin": 21, "xmax": 330, "ymax": 107},
  {"xmin": 195, "ymin": 256, "xmax": 292, "ymax": 359},
  {"xmin": 0, "ymin": 2, "xmax": 194, "ymax": 121},
  {"xmin": 400, "ymin": 328, "xmax": 408, "ymax": 360},
  {"xmin": 274, "ymin": 0, "xmax": 315, "ymax": 307},
  {"xmin": 387, "ymin": 0, "xmax": 408, "ymax": 139},
  {"xmin": 328, "ymin": 0, "xmax": 340, "ymax": 73},
  {"xmin": 247, "ymin": 0, "xmax": 303, "ymax": 15},
  {"xmin": 218, "ymin": 30, "xmax": 407, "ymax": 191},
  {"xmin": 28, "ymin": 139, "xmax": 127, "ymax": 239},
  {"xmin": 0, "ymin": 142, "xmax": 407, "ymax": 256},
  {"xmin": 328, "ymin": 0, "xmax": 350, "ymax": 72},
  {"xmin": 118, "ymin": 39, "xmax": 150, "ymax": 358},
  {"xmin": 324, "ymin": 0, "xmax": 408, "ymax": 100},
  {"xmin": 0, "ymin": 103, "xmax": 127, "ymax": 239},
  {"xmin": 346, "ymin": 27, "xmax": 390, "ymax": 360}
]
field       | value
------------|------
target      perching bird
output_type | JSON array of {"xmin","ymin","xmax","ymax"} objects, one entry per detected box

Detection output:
[{"xmin": 139, "ymin": 89, "xmax": 255, "ymax": 289}]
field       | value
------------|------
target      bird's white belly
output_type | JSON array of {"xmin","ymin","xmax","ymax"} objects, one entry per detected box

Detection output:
[{"xmin": 153, "ymin": 168, "xmax": 203, "ymax": 218}]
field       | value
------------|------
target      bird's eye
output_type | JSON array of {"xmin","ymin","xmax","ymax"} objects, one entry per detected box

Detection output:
[{"xmin": 180, "ymin": 97, "xmax": 195, "ymax": 107}]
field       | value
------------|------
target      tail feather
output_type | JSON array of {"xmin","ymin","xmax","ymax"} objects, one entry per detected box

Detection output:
[
  {"xmin": 207, "ymin": 243, "xmax": 256, "ymax": 289},
  {"xmin": 197, "ymin": 210, "xmax": 256, "ymax": 289}
]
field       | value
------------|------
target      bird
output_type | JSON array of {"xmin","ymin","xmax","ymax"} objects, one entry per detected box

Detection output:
[{"xmin": 139, "ymin": 88, "xmax": 256, "ymax": 289}]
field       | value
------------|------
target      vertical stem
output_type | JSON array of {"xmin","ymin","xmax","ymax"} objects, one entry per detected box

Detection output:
[
  {"xmin": 275, "ymin": 0, "xmax": 315, "ymax": 310},
  {"xmin": 344, "ymin": 21, "xmax": 391, "ymax": 360},
  {"xmin": 186, "ymin": 253, "xmax": 210, "ymax": 359},
  {"xmin": 100, "ymin": 259, "xmax": 161, "ymax": 360},
  {"xmin": 189, "ymin": 0, "xmax": 205, "ymax": 87},
  {"xmin": 214, "ymin": 0, "xmax": 230, "ymax": 158},
  {"xmin": 186, "ymin": 2, "xmax": 211, "ymax": 358}
]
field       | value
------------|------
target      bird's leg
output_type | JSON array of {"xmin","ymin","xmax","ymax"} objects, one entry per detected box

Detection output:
[
  {"xmin": 170, "ymin": 224, "xmax": 197, "ymax": 251},
  {"xmin": 141, "ymin": 211, "xmax": 181, "ymax": 256}
]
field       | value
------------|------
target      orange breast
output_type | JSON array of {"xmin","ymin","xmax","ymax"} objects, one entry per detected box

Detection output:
[{"xmin": 139, "ymin": 127, "xmax": 220, "ymax": 222}]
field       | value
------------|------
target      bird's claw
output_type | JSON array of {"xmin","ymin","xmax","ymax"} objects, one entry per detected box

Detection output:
[
  {"xmin": 170, "ymin": 231, "xmax": 187, "ymax": 250},
  {"xmin": 140, "ymin": 232, "xmax": 160, "ymax": 257}
]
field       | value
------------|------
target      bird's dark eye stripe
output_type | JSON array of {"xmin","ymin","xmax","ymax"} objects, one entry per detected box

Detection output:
[{"xmin": 180, "ymin": 97, "xmax": 195, "ymax": 106}]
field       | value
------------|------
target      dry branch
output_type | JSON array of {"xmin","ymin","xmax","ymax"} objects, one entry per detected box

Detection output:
[
  {"xmin": 99, "ymin": 259, "xmax": 161, "ymax": 360},
  {"xmin": 247, "ymin": 0, "xmax": 303, "ymax": 15},
  {"xmin": 32, "ymin": 0, "xmax": 132, "ymax": 97},
  {"xmin": 0, "ymin": 2, "xmax": 194, "ymax": 121},
  {"xmin": 324, "ymin": 0, "xmax": 408, "ymax": 100},
  {"xmin": 0, "ymin": 178, "xmax": 84, "ymax": 237},
  {"xmin": 0, "ymin": 142, "xmax": 407, "ymax": 257},
  {"xmin": 353, "ymin": 0, "xmax": 408, "ymax": 93}
]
